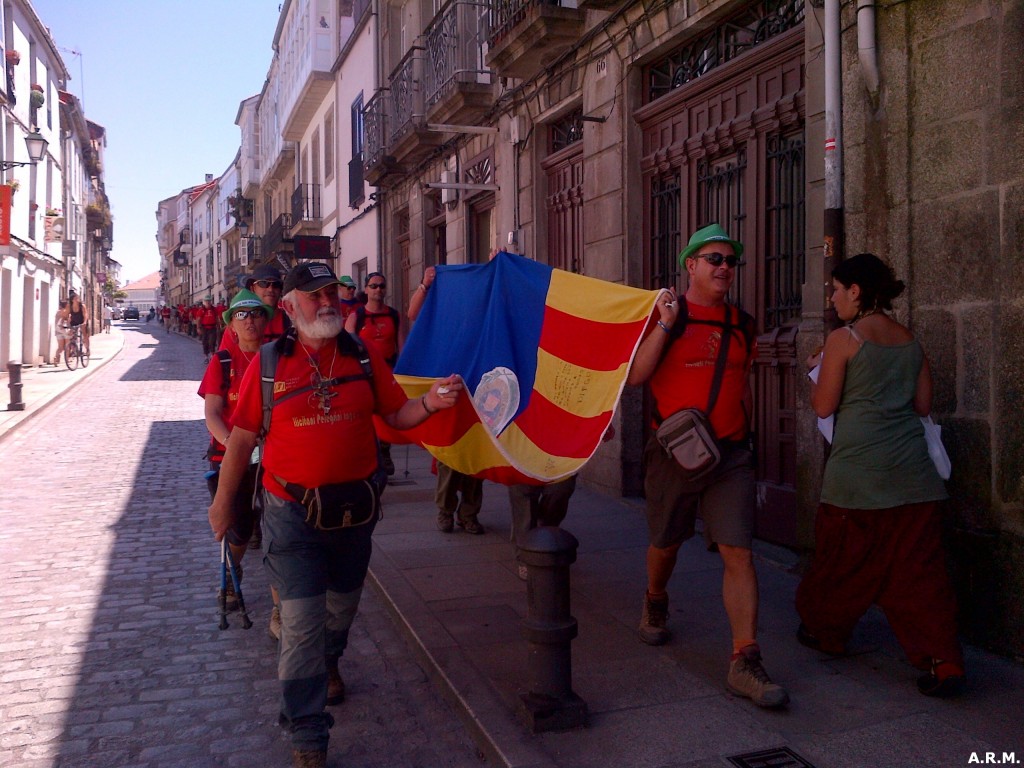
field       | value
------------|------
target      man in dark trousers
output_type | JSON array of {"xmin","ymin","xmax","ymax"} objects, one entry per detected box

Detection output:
[
  {"xmin": 627, "ymin": 223, "xmax": 788, "ymax": 709},
  {"xmin": 208, "ymin": 262, "xmax": 462, "ymax": 768}
]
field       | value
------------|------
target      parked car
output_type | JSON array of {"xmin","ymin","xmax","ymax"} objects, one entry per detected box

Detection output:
[
  {"xmin": 111, "ymin": 306, "xmax": 122, "ymax": 320},
  {"xmin": 123, "ymin": 306, "xmax": 140, "ymax": 320}
]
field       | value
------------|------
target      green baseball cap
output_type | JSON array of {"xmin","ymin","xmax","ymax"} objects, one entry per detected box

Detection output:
[
  {"xmin": 223, "ymin": 288, "xmax": 274, "ymax": 325},
  {"xmin": 678, "ymin": 223, "xmax": 744, "ymax": 264}
]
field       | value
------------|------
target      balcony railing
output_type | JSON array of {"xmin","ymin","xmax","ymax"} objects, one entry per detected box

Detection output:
[
  {"xmin": 262, "ymin": 212, "xmax": 293, "ymax": 258},
  {"xmin": 349, "ymin": 154, "xmax": 365, "ymax": 208},
  {"xmin": 291, "ymin": 183, "xmax": 321, "ymax": 224},
  {"xmin": 424, "ymin": 0, "xmax": 492, "ymax": 110},
  {"xmin": 245, "ymin": 237, "xmax": 262, "ymax": 265},
  {"xmin": 389, "ymin": 46, "xmax": 426, "ymax": 144},
  {"xmin": 489, "ymin": 0, "xmax": 541, "ymax": 45},
  {"xmin": 364, "ymin": 90, "xmax": 389, "ymax": 170}
]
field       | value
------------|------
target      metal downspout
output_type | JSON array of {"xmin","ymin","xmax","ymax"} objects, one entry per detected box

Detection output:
[
  {"xmin": 823, "ymin": 0, "xmax": 844, "ymax": 325},
  {"xmin": 857, "ymin": 0, "xmax": 881, "ymax": 109}
]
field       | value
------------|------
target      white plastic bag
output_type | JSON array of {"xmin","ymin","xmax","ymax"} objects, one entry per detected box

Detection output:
[
  {"xmin": 921, "ymin": 415, "xmax": 952, "ymax": 480},
  {"xmin": 807, "ymin": 365, "xmax": 834, "ymax": 443}
]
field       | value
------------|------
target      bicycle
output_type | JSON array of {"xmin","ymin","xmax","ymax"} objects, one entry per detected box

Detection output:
[{"xmin": 65, "ymin": 325, "xmax": 90, "ymax": 370}]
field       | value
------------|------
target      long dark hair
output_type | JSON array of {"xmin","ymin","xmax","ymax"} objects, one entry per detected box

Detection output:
[{"xmin": 832, "ymin": 253, "xmax": 905, "ymax": 314}]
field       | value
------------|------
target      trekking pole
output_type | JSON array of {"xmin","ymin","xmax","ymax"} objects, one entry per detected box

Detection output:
[
  {"xmin": 224, "ymin": 540, "xmax": 253, "ymax": 630},
  {"xmin": 218, "ymin": 539, "xmax": 230, "ymax": 630}
]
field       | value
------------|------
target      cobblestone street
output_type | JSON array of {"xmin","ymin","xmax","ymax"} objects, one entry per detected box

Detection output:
[{"xmin": 0, "ymin": 324, "xmax": 486, "ymax": 768}]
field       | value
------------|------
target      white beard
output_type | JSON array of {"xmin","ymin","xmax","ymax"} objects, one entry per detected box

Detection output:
[{"xmin": 294, "ymin": 307, "xmax": 343, "ymax": 339}]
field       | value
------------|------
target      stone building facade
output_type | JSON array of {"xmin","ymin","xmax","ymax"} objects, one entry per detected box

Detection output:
[{"xmin": 366, "ymin": 0, "xmax": 1022, "ymax": 655}]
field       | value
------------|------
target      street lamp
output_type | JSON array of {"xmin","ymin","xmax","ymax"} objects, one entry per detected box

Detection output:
[
  {"xmin": 238, "ymin": 219, "xmax": 249, "ymax": 237},
  {"xmin": 0, "ymin": 129, "xmax": 48, "ymax": 170}
]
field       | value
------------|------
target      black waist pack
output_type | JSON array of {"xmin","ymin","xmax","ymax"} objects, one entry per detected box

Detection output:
[{"xmin": 278, "ymin": 475, "xmax": 381, "ymax": 531}]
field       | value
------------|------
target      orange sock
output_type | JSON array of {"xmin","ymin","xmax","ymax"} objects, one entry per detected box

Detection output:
[{"xmin": 732, "ymin": 639, "xmax": 758, "ymax": 657}]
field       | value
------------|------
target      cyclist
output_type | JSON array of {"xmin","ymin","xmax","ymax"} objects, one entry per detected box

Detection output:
[{"xmin": 67, "ymin": 291, "xmax": 90, "ymax": 356}]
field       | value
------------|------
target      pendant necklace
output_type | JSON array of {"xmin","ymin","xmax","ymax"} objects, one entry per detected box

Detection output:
[{"xmin": 299, "ymin": 340, "xmax": 339, "ymax": 416}]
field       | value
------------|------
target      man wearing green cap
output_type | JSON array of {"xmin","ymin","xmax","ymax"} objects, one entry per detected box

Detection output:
[{"xmin": 627, "ymin": 222, "xmax": 788, "ymax": 709}]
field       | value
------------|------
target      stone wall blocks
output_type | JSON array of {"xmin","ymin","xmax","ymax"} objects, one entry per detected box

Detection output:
[
  {"xmin": 909, "ymin": 119, "xmax": 985, "ymax": 202},
  {"xmin": 916, "ymin": 308, "xmax": 958, "ymax": 415},
  {"xmin": 911, "ymin": 20, "xmax": 998, "ymax": 123},
  {"xmin": 995, "ymin": 302, "xmax": 1024, "ymax": 505}
]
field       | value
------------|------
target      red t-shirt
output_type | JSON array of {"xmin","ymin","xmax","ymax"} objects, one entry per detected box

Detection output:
[
  {"xmin": 160, "ymin": 306, "xmax": 171, "ymax": 319},
  {"xmin": 648, "ymin": 302, "xmax": 754, "ymax": 442},
  {"xmin": 197, "ymin": 346, "xmax": 258, "ymax": 461},
  {"xmin": 231, "ymin": 341, "xmax": 408, "ymax": 499},
  {"xmin": 200, "ymin": 306, "xmax": 218, "ymax": 329},
  {"xmin": 356, "ymin": 306, "xmax": 399, "ymax": 364}
]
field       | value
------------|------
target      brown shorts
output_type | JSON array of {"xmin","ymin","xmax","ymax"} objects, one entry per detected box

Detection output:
[{"xmin": 643, "ymin": 434, "xmax": 755, "ymax": 550}]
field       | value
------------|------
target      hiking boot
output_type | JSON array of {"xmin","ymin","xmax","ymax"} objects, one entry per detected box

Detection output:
[
  {"xmin": 248, "ymin": 519, "xmax": 262, "ymax": 551},
  {"xmin": 917, "ymin": 659, "xmax": 966, "ymax": 698},
  {"xmin": 727, "ymin": 646, "xmax": 789, "ymax": 708},
  {"xmin": 326, "ymin": 660, "xmax": 345, "ymax": 705},
  {"xmin": 268, "ymin": 605, "xmax": 282, "ymax": 641},
  {"xmin": 638, "ymin": 592, "xmax": 670, "ymax": 646},
  {"xmin": 458, "ymin": 518, "xmax": 485, "ymax": 535},
  {"xmin": 437, "ymin": 509, "xmax": 455, "ymax": 533},
  {"xmin": 292, "ymin": 749, "xmax": 327, "ymax": 768}
]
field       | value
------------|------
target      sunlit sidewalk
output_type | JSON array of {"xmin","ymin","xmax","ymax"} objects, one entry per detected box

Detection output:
[{"xmin": 0, "ymin": 323, "xmax": 125, "ymax": 442}]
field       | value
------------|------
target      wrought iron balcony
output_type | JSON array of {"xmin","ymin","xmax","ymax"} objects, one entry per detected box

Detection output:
[
  {"xmin": 486, "ymin": 0, "xmax": 584, "ymax": 79},
  {"xmin": 244, "ymin": 236, "xmax": 262, "ymax": 266},
  {"xmin": 423, "ymin": 0, "xmax": 494, "ymax": 125},
  {"xmin": 262, "ymin": 212, "xmax": 293, "ymax": 260},
  {"xmin": 363, "ymin": 89, "xmax": 402, "ymax": 186},
  {"xmin": 387, "ymin": 46, "xmax": 444, "ymax": 167},
  {"xmin": 291, "ymin": 183, "xmax": 321, "ymax": 227}
]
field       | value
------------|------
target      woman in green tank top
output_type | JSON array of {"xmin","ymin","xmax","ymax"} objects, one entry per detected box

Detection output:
[{"xmin": 796, "ymin": 253, "xmax": 965, "ymax": 698}]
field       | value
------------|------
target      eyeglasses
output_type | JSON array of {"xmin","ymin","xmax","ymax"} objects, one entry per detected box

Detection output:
[
  {"xmin": 697, "ymin": 252, "xmax": 741, "ymax": 268},
  {"xmin": 232, "ymin": 309, "xmax": 264, "ymax": 321},
  {"xmin": 367, "ymin": 283, "xmax": 386, "ymax": 290},
  {"xmin": 253, "ymin": 279, "xmax": 283, "ymax": 289}
]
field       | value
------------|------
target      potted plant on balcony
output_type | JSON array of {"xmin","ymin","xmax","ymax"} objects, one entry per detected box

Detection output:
[
  {"xmin": 5, "ymin": 50, "xmax": 21, "ymax": 66},
  {"xmin": 30, "ymin": 83, "xmax": 44, "ymax": 108},
  {"xmin": 5, "ymin": 179, "xmax": 20, "ymax": 194}
]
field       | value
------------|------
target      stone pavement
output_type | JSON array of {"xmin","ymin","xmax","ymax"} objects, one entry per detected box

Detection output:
[
  {"xmin": 3, "ymin": 321, "xmax": 1023, "ymax": 768},
  {"xmin": 0, "ymin": 322, "xmax": 483, "ymax": 768},
  {"xmin": 372, "ymin": 458, "xmax": 1024, "ymax": 768}
]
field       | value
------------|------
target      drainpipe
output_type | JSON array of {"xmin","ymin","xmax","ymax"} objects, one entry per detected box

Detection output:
[
  {"xmin": 857, "ymin": 0, "xmax": 881, "ymax": 110},
  {"xmin": 823, "ymin": 0, "xmax": 844, "ymax": 326}
]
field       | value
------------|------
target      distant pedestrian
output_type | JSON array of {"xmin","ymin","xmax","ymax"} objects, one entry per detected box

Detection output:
[
  {"xmin": 627, "ymin": 223, "xmax": 788, "ymax": 709},
  {"xmin": 103, "ymin": 305, "xmax": 113, "ymax": 333},
  {"xmin": 199, "ymin": 296, "xmax": 219, "ymax": 361},
  {"xmin": 54, "ymin": 300, "xmax": 70, "ymax": 365},
  {"xmin": 797, "ymin": 253, "xmax": 964, "ymax": 697}
]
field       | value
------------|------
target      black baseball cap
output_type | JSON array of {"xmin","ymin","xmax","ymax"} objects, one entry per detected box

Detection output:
[
  {"xmin": 283, "ymin": 262, "xmax": 341, "ymax": 294},
  {"xmin": 243, "ymin": 264, "xmax": 283, "ymax": 289}
]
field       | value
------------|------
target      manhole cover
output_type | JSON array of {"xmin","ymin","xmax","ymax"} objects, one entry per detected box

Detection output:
[{"xmin": 725, "ymin": 746, "xmax": 817, "ymax": 768}]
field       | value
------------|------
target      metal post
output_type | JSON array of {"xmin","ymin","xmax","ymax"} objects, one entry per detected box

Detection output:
[
  {"xmin": 7, "ymin": 361, "xmax": 25, "ymax": 411},
  {"xmin": 516, "ymin": 526, "xmax": 587, "ymax": 732}
]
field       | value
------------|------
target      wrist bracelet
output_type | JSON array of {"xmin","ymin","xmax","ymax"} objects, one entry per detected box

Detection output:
[
  {"xmin": 421, "ymin": 395, "xmax": 437, "ymax": 415},
  {"xmin": 657, "ymin": 320, "xmax": 672, "ymax": 334}
]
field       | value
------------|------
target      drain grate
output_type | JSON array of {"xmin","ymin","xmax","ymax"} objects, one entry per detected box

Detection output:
[{"xmin": 725, "ymin": 746, "xmax": 817, "ymax": 768}]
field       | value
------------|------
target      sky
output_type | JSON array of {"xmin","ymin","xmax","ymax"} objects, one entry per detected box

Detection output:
[{"xmin": 30, "ymin": 0, "xmax": 284, "ymax": 284}]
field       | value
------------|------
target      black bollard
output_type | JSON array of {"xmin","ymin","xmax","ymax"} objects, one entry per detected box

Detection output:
[
  {"xmin": 516, "ymin": 526, "xmax": 587, "ymax": 732},
  {"xmin": 6, "ymin": 361, "xmax": 25, "ymax": 411}
]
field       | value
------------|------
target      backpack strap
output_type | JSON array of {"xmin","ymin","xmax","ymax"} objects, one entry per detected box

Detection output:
[{"xmin": 217, "ymin": 349, "xmax": 232, "ymax": 395}]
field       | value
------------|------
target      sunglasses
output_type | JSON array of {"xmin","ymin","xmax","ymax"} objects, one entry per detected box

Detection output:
[
  {"xmin": 367, "ymin": 283, "xmax": 386, "ymax": 289},
  {"xmin": 253, "ymin": 279, "xmax": 283, "ymax": 289},
  {"xmin": 697, "ymin": 252, "xmax": 741, "ymax": 268},
  {"xmin": 232, "ymin": 309, "xmax": 265, "ymax": 321}
]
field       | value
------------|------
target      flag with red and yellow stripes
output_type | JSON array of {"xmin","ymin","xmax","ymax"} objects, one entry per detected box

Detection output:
[{"xmin": 383, "ymin": 251, "xmax": 660, "ymax": 484}]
